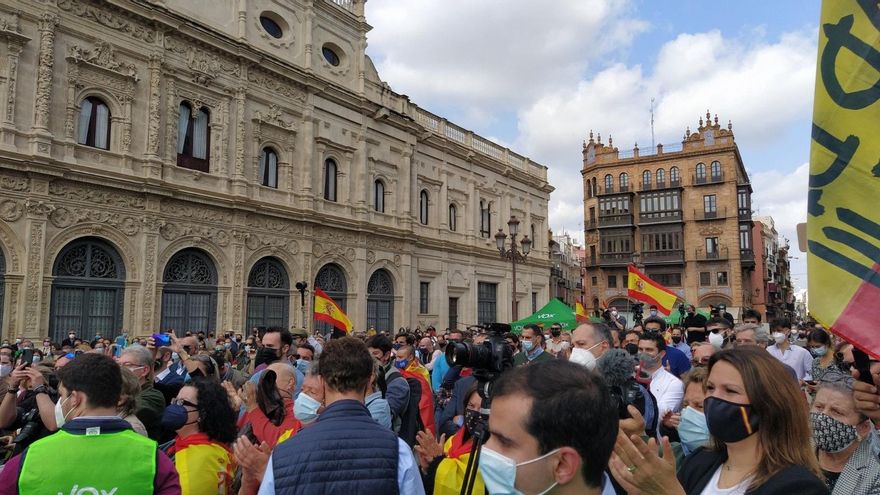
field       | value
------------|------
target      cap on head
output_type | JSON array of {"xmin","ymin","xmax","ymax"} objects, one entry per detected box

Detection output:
[{"xmin": 290, "ymin": 328, "xmax": 308, "ymax": 338}]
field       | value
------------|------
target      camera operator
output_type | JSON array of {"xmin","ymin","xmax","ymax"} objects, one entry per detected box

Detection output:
[
  {"xmin": 479, "ymin": 360, "xmax": 619, "ymax": 494},
  {"xmin": 0, "ymin": 363, "xmax": 59, "ymax": 455},
  {"xmin": 513, "ymin": 324, "xmax": 553, "ymax": 366},
  {"xmin": 603, "ymin": 306, "xmax": 627, "ymax": 332}
]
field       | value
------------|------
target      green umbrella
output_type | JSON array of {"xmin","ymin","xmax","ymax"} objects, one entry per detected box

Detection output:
[{"xmin": 511, "ymin": 299, "xmax": 578, "ymax": 334}]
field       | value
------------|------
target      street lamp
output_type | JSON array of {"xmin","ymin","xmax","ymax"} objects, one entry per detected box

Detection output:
[
  {"xmin": 495, "ymin": 216, "xmax": 532, "ymax": 320},
  {"xmin": 294, "ymin": 281, "xmax": 309, "ymax": 330}
]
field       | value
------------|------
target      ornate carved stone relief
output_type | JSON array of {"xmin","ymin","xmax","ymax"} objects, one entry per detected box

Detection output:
[
  {"xmin": 243, "ymin": 233, "xmax": 298, "ymax": 255},
  {"xmin": 159, "ymin": 222, "xmax": 231, "ymax": 247},
  {"xmin": 160, "ymin": 199, "xmax": 233, "ymax": 224},
  {"xmin": 58, "ymin": 0, "xmax": 156, "ymax": 43},
  {"xmin": 0, "ymin": 172, "xmax": 29, "ymax": 191},
  {"xmin": 244, "ymin": 214, "xmax": 302, "ymax": 235},
  {"xmin": 49, "ymin": 181, "xmax": 145, "ymax": 209},
  {"xmin": 49, "ymin": 206, "xmax": 140, "ymax": 236},
  {"xmin": 247, "ymin": 67, "xmax": 307, "ymax": 103},
  {"xmin": 33, "ymin": 13, "xmax": 59, "ymax": 131},
  {"xmin": 164, "ymin": 36, "xmax": 240, "ymax": 86},
  {"xmin": 0, "ymin": 11, "xmax": 30, "ymax": 125}
]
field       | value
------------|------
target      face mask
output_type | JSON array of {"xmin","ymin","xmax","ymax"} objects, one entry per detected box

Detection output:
[
  {"xmin": 171, "ymin": 352, "xmax": 180, "ymax": 363},
  {"xmin": 255, "ymin": 347, "xmax": 280, "ymax": 368},
  {"xmin": 521, "ymin": 340, "xmax": 535, "ymax": 352},
  {"xmin": 14, "ymin": 339, "xmax": 21, "ymax": 344},
  {"xmin": 811, "ymin": 412, "xmax": 859, "ymax": 453},
  {"xmin": 394, "ymin": 358, "xmax": 409, "ymax": 370},
  {"xmin": 638, "ymin": 352, "xmax": 660, "ymax": 370},
  {"xmin": 704, "ymin": 396, "xmax": 759, "ymax": 443},
  {"xmin": 478, "ymin": 446, "xmax": 561, "ymax": 495},
  {"xmin": 224, "ymin": 343, "xmax": 232, "ymax": 349},
  {"xmin": 671, "ymin": 336, "xmax": 682, "ymax": 344},
  {"xmin": 68, "ymin": 334, "xmax": 75, "ymax": 339},
  {"xmin": 678, "ymin": 406, "xmax": 710, "ymax": 454},
  {"xmin": 235, "ymin": 337, "xmax": 242, "ymax": 342},
  {"xmin": 161, "ymin": 403, "xmax": 197, "ymax": 431},
  {"xmin": 418, "ymin": 346, "xmax": 428, "ymax": 354},
  {"xmin": 569, "ymin": 342, "xmax": 602, "ymax": 370},
  {"xmin": 32, "ymin": 356, "xmax": 41, "ymax": 364},
  {"xmin": 650, "ymin": 310, "xmax": 658, "ymax": 317},
  {"xmin": 810, "ymin": 346, "xmax": 828, "ymax": 357},
  {"xmin": 708, "ymin": 331, "xmax": 725, "ymax": 349},
  {"xmin": 772, "ymin": 332, "xmax": 786, "ymax": 344},
  {"xmin": 55, "ymin": 394, "xmax": 73, "ymax": 428},
  {"xmin": 464, "ymin": 409, "xmax": 482, "ymax": 432},
  {"xmin": 611, "ymin": 311, "xmax": 618, "ymax": 317},
  {"xmin": 294, "ymin": 392, "xmax": 321, "ymax": 424},
  {"xmin": 550, "ymin": 329, "xmax": 561, "ymax": 338},
  {"xmin": 392, "ymin": 343, "xmax": 403, "ymax": 351},
  {"xmin": 94, "ymin": 347, "xmax": 104, "ymax": 353},
  {"xmin": 295, "ymin": 358, "xmax": 311, "ymax": 374},
  {"xmin": 624, "ymin": 343, "xmax": 638, "ymax": 356},
  {"xmin": 0, "ymin": 364, "xmax": 11, "ymax": 377}
]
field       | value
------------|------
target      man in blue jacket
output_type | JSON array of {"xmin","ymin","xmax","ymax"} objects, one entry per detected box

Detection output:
[{"xmin": 259, "ymin": 337, "xmax": 424, "ymax": 495}]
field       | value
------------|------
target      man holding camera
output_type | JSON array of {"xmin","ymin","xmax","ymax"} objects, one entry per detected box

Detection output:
[
  {"xmin": 513, "ymin": 324, "xmax": 553, "ymax": 366},
  {"xmin": 604, "ymin": 306, "xmax": 627, "ymax": 331}
]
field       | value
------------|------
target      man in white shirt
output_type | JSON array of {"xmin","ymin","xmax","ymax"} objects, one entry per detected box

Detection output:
[
  {"xmin": 637, "ymin": 332, "xmax": 684, "ymax": 417},
  {"xmin": 765, "ymin": 317, "xmax": 813, "ymax": 382},
  {"xmin": 545, "ymin": 324, "xmax": 567, "ymax": 357}
]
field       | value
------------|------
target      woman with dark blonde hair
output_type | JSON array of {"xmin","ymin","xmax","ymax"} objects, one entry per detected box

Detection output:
[{"xmin": 610, "ymin": 346, "xmax": 828, "ymax": 494}]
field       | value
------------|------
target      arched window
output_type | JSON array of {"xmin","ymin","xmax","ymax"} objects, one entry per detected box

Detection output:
[
  {"xmin": 50, "ymin": 237, "xmax": 125, "ymax": 340},
  {"xmin": 77, "ymin": 96, "xmax": 110, "ymax": 150},
  {"xmin": 670, "ymin": 166, "xmax": 680, "ymax": 184},
  {"xmin": 374, "ymin": 179, "xmax": 385, "ymax": 212},
  {"xmin": 246, "ymin": 257, "xmax": 289, "ymax": 330},
  {"xmin": 324, "ymin": 158, "xmax": 337, "ymax": 201},
  {"xmin": 480, "ymin": 201, "xmax": 492, "ymax": 238},
  {"xmin": 587, "ymin": 180, "xmax": 593, "ymax": 198},
  {"xmin": 710, "ymin": 160, "xmax": 722, "ymax": 178},
  {"xmin": 419, "ymin": 190, "xmax": 429, "ymax": 225},
  {"xmin": 314, "ymin": 264, "xmax": 347, "ymax": 334},
  {"xmin": 591, "ymin": 177, "xmax": 597, "ymax": 197},
  {"xmin": 696, "ymin": 162, "xmax": 706, "ymax": 181},
  {"xmin": 448, "ymin": 204, "xmax": 457, "ymax": 231},
  {"xmin": 161, "ymin": 249, "xmax": 218, "ymax": 332},
  {"xmin": 642, "ymin": 170, "xmax": 652, "ymax": 188},
  {"xmin": 656, "ymin": 169, "xmax": 665, "ymax": 186},
  {"xmin": 604, "ymin": 174, "xmax": 613, "ymax": 192},
  {"xmin": 619, "ymin": 173, "xmax": 629, "ymax": 190},
  {"xmin": 259, "ymin": 147, "xmax": 279, "ymax": 188},
  {"xmin": 177, "ymin": 102, "xmax": 211, "ymax": 172},
  {"xmin": 367, "ymin": 269, "xmax": 394, "ymax": 332}
]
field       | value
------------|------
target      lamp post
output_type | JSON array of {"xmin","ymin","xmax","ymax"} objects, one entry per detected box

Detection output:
[{"xmin": 495, "ymin": 216, "xmax": 532, "ymax": 321}]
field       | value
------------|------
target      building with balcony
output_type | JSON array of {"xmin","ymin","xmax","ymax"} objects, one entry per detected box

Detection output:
[
  {"xmin": 750, "ymin": 216, "xmax": 779, "ymax": 319},
  {"xmin": 549, "ymin": 233, "xmax": 584, "ymax": 308},
  {"xmin": 0, "ymin": 0, "xmax": 552, "ymax": 340},
  {"xmin": 581, "ymin": 112, "xmax": 757, "ymax": 319}
]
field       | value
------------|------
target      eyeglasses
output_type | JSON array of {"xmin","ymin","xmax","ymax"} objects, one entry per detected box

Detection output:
[{"xmin": 171, "ymin": 398, "xmax": 198, "ymax": 409}]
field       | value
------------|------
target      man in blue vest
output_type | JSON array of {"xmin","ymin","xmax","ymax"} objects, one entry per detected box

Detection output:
[
  {"xmin": 258, "ymin": 336, "xmax": 425, "ymax": 494},
  {"xmin": 0, "ymin": 353, "xmax": 180, "ymax": 494}
]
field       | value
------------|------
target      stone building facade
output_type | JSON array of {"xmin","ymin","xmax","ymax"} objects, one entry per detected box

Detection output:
[
  {"xmin": 0, "ymin": 0, "xmax": 552, "ymax": 341},
  {"xmin": 581, "ymin": 113, "xmax": 756, "ymax": 318}
]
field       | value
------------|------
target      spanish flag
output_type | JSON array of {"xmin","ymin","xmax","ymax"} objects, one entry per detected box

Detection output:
[
  {"xmin": 314, "ymin": 288, "xmax": 353, "ymax": 333},
  {"xmin": 575, "ymin": 301, "xmax": 589, "ymax": 322},
  {"xmin": 627, "ymin": 264, "xmax": 678, "ymax": 314}
]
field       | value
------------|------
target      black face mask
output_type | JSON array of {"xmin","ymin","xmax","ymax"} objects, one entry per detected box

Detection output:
[
  {"xmin": 625, "ymin": 343, "xmax": 639, "ymax": 356},
  {"xmin": 704, "ymin": 396, "xmax": 760, "ymax": 443},
  {"xmin": 189, "ymin": 368, "xmax": 205, "ymax": 378},
  {"xmin": 464, "ymin": 409, "xmax": 482, "ymax": 433},
  {"xmin": 551, "ymin": 329, "xmax": 561, "ymax": 338},
  {"xmin": 255, "ymin": 347, "xmax": 280, "ymax": 368},
  {"xmin": 671, "ymin": 336, "xmax": 682, "ymax": 344}
]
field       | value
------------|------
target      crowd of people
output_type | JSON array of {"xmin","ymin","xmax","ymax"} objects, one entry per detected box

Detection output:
[{"xmin": 0, "ymin": 307, "xmax": 877, "ymax": 494}]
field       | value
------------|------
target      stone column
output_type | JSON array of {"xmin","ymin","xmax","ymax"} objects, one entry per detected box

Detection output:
[
  {"xmin": 140, "ymin": 215, "xmax": 162, "ymax": 333},
  {"xmin": 439, "ymin": 172, "xmax": 449, "ymax": 229},
  {"xmin": 144, "ymin": 54, "xmax": 163, "ymax": 178},
  {"xmin": 232, "ymin": 87, "xmax": 248, "ymax": 194},
  {"xmin": 22, "ymin": 200, "xmax": 52, "ymax": 336},
  {"xmin": 3, "ymin": 38, "xmax": 25, "ymax": 128},
  {"xmin": 399, "ymin": 146, "xmax": 413, "ymax": 228},
  {"xmin": 300, "ymin": 112, "xmax": 315, "ymax": 207},
  {"xmin": 230, "ymin": 232, "xmax": 246, "ymax": 332},
  {"xmin": 30, "ymin": 13, "xmax": 59, "ymax": 156}
]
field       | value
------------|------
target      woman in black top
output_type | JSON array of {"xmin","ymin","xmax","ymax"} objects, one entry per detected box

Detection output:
[{"xmin": 610, "ymin": 347, "xmax": 829, "ymax": 494}]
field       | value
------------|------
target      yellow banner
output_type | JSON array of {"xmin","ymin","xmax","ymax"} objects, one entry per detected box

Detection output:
[{"xmin": 807, "ymin": 1, "xmax": 880, "ymax": 356}]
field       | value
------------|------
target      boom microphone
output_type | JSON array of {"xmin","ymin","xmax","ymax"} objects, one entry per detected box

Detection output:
[{"xmin": 596, "ymin": 348, "xmax": 636, "ymax": 388}]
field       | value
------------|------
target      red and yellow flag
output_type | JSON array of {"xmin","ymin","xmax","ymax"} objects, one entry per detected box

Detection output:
[
  {"xmin": 575, "ymin": 301, "xmax": 589, "ymax": 322},
  {"xmin": 627, "ymin": 264, "xmax": 678, "ymax": 314},
  {"xmin": 314, "ymin": 288, "xmax": 352, "ymax": 333},
  {"xmin": 807, "ymin": 1, "xmax": 880, "ymax": 359}
]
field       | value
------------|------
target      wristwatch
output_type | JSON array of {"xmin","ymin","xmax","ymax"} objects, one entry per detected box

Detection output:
[{"xmin": 32, "ymin": 385, "xmax": 48, "ymax": 395}]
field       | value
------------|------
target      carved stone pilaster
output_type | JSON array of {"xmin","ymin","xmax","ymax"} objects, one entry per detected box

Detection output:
[
  {"xmin": 0, "ymin": 12, "xmax": 30, "ymax": 128},
  {"xmin": 233, "ymin": 87, "xmax": 247, "ymax": 179},
  {"xmin": 23, "ymin": 220, "xmax": 45, "ymax": 333},
  {"xmin": 32, "ymin": 13, "xmax": 59, "ymax": 132},
  {"xmin": 141, "ymin": 233, "xmax": 159, "ymax": 331},
  {"xmin": 231, "ymin": 242, "xmax": 245, "ymax": 329},
  {"xmin": 146, "ymin": 55, "xmax": 163, "ymax": 157}
]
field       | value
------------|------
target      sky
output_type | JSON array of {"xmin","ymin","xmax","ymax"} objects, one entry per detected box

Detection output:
[{"xmin": 364, "ymin": 0, "xmax": 821, "ymax": 291}]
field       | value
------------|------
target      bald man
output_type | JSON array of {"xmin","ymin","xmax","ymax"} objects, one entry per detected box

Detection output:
[{"xmin": 266, "ymin": 362, "xmax": 297, "ymax": 400}]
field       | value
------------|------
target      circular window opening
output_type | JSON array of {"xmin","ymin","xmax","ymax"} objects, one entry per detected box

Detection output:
[
  {"xmin": 260, "ymin": 15, "xmax": 284, "ymax": 39},
  {"xmin": 322, "ymin": 45, "xmax": 341, "ymax": 66}
]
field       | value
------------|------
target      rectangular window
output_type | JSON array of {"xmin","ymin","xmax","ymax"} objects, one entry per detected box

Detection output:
[
  {"xmin": 651, "ymin": 273, "xmax": 682, "ymax": 287},
  {"xmin": 717, "ymin": 271, "xmax": 729, "ymax": 286},
  {"xmin": 739, "ymin": 224, "xmax": 751, "ymax": 250},
  {"xmin": 477, "ymin": 282, "xmax": 497, "ymax": 324},
  {"xmin": 419, "ymin": 282, "xmax": 429, "ymax": 314},
  {"xmin": 700, "ymin": 271, "xmax": 711, "ymax": 287},
  {"xmin": 532, "ymin": 292, "xmax": 538, "ymax": 314},
  {"xmin": 591, "ymin": 276, "xmax": 598, "ymax": 285},
  {"xmin": 706, "ymin": 237, "xmax": 719, "ymax": 255},
  {"xmin": 703, "ymin": 194, "xmax": 717, "ymax": 213},
  {"xmin": 608, "ymin": 275, "xmax": 617, "ymax": 288},
  {"xmin": 448, "ymin": 297, "xmax": 458, "ymax": 330}
]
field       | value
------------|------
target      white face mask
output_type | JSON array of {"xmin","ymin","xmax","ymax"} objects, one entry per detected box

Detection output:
[
  {"xmin": 569, "ymin": 342, "xmax": 602, "ymax": 370},
  {"xmin": 708, "ymin": 331, "xmax": 725, "ymax": 349},
  {"xmin": 54, "ymin": 394, "xmax": 74, "ymax": 428},
  {"xmin": 772, "ymin": 332, "xmax": 786, "ymax": 344},
  {"xmin": 0, "ymin": 364, "xmax": 11, "ymax": 377},
  {"xmin": 479, "ymin": 446, "xmax": 561, "ymax": 495},
  {"xmin": 293, "ymin": 392, "xmax": 321, "ymax": 424}
]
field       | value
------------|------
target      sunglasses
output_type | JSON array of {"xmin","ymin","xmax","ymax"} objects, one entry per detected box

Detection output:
[{"xmin": 171, "ymin": 398, "xmax": 198, "ymax": 408}]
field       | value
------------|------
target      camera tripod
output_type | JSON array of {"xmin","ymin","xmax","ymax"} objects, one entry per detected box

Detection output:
[{"xmin": 460, "ymin": 372, "xmax": 495, "ymax": 495}]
